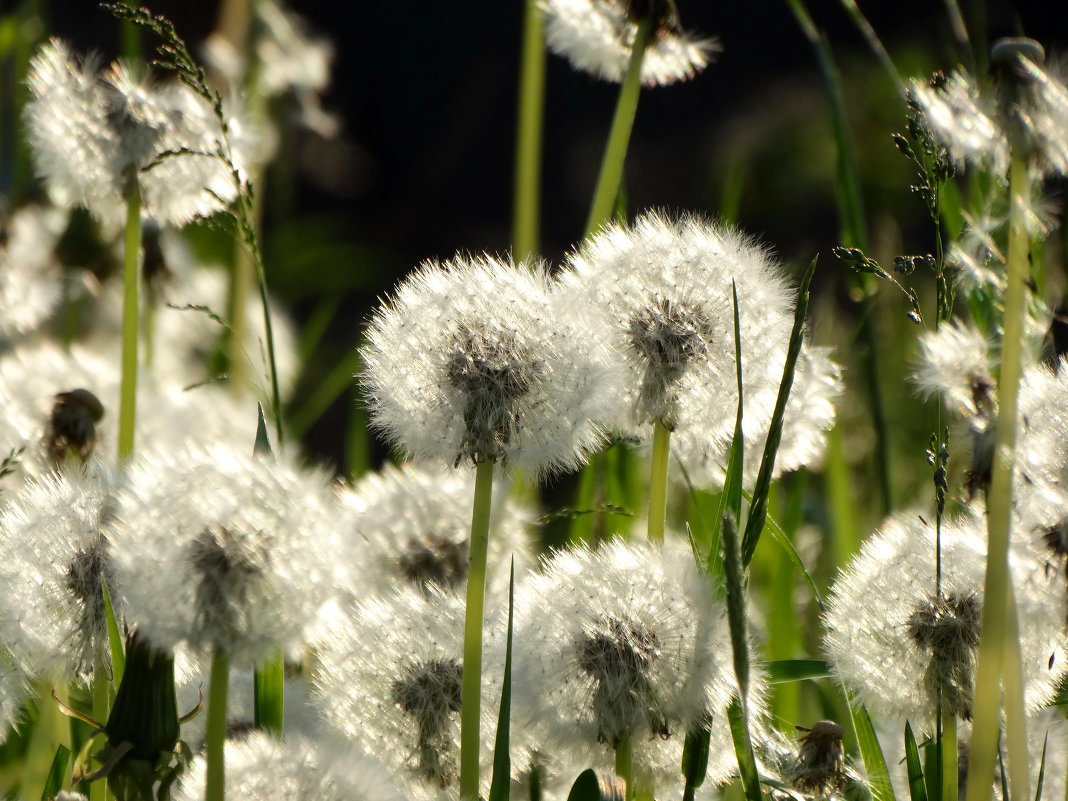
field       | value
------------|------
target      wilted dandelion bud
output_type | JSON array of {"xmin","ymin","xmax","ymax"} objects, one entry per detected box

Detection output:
[
  {"xmin": 824, "ymin": 512, "xmax": 1068, "ymax": 728},
  {"xmin": 509, "ymin": 540, "xmax": 753, "ymax": 785},
  {"xmin": 46, "ymin": 388, "xmax": 105, "ymax": 467},
  {"xmin": 110, "ymin": 443, "xmax": 346, "ymax": 665},
  {"xmin": 360, "ymin": 254, "xmax": 612, "ymax": 477},
  {"xmin": 541, "ymin": 0, "xmax": 719, "ymax": 86},
  {"xmin": 173, "ymin": 731, "xmax": 405, "ymax": 801},
  {"xmin": 792, "ymin": 720, "xmax": 845, "ymax": 796}
]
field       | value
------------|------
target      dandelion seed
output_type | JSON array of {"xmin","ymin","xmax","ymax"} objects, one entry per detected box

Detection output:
[
  {"xmin": 110, "ymin": 442, "xmax": 345, "ymax": 665},
  {"xmin": 313, "ymin": 587, "xmax": 493, "ymax": 799},
  {"xmin": 0, "ymin": 466, "xmax": 121, "ymax": 679},
  {"xmin": 542, "ymin": 0, "xmax": 719, "ymax": 87},
  {"xmin": 823, "ymin": 512, "xmax": 1068, "ymax": 728},
  {"xmin": 173, "ymin": 731, "xmax": 405, "ymax": 801},
  {"xmin": 360, "ymin": 254, "xmax": 612, "ymax": 477},
  {"xmin": 509, "ymin": 539, "xmax": 752, "ymax": 786}
]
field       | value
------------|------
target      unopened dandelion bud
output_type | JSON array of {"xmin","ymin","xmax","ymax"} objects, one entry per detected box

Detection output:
[{"xmin": 46, "ymin": 388, "xmax": 105, "ymax": 466}]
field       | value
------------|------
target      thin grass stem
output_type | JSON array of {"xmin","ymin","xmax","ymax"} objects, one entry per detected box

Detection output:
[
  {"xmin": 205, "ymin": 648, "xmax": 231, "ymax": 801},
  {"xmin": 513, "ymin": 0, "xmax": 545, "ymax": 263},
  {"xmin": 647, "ymin": 421, "xmax": 671, "ymax": 544},
  {"xmin": 459, "ymin": 460, "xmax": 495, "ymax": 801},
  {"xmin": 830, "ymin": 0, "xmax": 906, "ymax": 94},
  {"xmin": 583, "ymin": 16, "xmax": 651, "ymax": 237},
  {"xmin": 941, "ymin": 707, "xmax": 957, "ymax": 801},
  {"xmin": 964, "ymin": 154, "xmax": 1031, "ymax": 801},
  {"xmin": 118, "ymin": 185, "xmax": 142, "ymax": 462}
]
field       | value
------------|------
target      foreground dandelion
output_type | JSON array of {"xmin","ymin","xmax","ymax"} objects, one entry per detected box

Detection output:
[
  {"xmin": 0, "ymin": 204, "xmax": 65, "ymax": 343},
  {"xmin": 509, "ymin": 540, "xmax": 745, "ymax": 794},
  {"xmin": 542, "ymin": 0, "xmax": 718, "ymax": 87}
]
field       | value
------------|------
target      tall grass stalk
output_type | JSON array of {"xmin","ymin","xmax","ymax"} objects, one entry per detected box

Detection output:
[
  {"xmin": 583, "ymin": 16, "xmax": 651, "ymax": 236},
  {"xmin": 512, "ymin": 0, "xmax": 545, "ymax": 262},
  {"xmin": 964, "ymin": 154, "xmax": 1031, "ymax": 801},
  {"xmin": 830, "ymin": 0, "xmax": 904, "ymax": 93},
  {"xmin": 117, "ymin": 185, "xmax": 142, "ymax": 461},
  {"xmin": 647, "ymin": 421, "xmax": 670, "ymax": 544},
  {"xmin": 204, "ymin": 648, "xmax": 231, "ymax": 801},
  {"xmin": 459, "ymin": 460, "xmax": 495, "ymax": 801}
]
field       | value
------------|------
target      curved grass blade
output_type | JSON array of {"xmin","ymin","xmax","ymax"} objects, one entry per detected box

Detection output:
[
  {"xmin": 850, "ymin": 703, "xmax": 897, "ymax": 801},
  {"xmin": 741, "ymin": 255, "xmax": 817, "ymax": 566},
  {"xmin": 101, "ymin": 575, "xmax": 125, "ymax": 686},
  {"xmin": 905, "ymin": 722, "xmax": 928, "ymax": 801},
  {"xmin": 767, "ymin": 659, "xmax": 832, "ymax": 684},
  {"xmin": 681, "ymin": 723, "xmax": 711, "ymax": 801},
  {"xmin": 1034, "ymin": 732, "xmax": 1048, "ymax": 801},
  {"xmin": 41, "ymin": 744, "xmax": 70, "ymax": 801},
  {"xmin": 566, "ymin": 769, "xmax": 626, "ymax": 801},
  {"xmin": 488, "ymin": 562, "xmax": 516, "ymax": 801}
]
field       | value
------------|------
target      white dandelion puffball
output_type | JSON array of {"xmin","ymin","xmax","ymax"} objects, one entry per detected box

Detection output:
[
  {"xmin": 337, "ymin": 462, "xmax": 532, "ymax": 601},
  {"xmin": 314, "ymin": 587, "xmax": 497, "ymax": 800},
  {"xmin": 360, "ymin": 254, "xmax": 614, "ymax": 477},
  {"xmin": 0, "ymin": 204, "xmax": 66, "ymax": 341},
  {"xmin": 824, "ymin": 511, "xmax": 1068, "ymax": 729},
  {"xmin": 559, "ymin": 212, "xmax": 795, "ymax": 456},
  {"xmin": 25, "ymin": 39, "xmax": 255, "ymax": 230},
  {"xmin": 174, "ymin": 731, "xmax": 405, "ymax": 801},
  {"xmin": 0, "ymin": 466, "xmax": 122, "ymax": 680},
  {"xmin": 542, "ymin": 0, "xmax": 718, "ymax": 87},
  {"xmin": 913, "ymin": 320, "xmax": 996, "ymax": 426},
  {"xmin": 509, "ymin": 539, "xmax": 748, "ymax": 786},
  {"xmin": 110, "ymin": 442, "xmax": 346, "ymax": 665}
]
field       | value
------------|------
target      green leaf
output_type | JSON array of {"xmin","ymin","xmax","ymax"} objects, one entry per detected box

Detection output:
[
  {"xmin": 850, "ymin": 704, "xmax": 897, "ymax": 801},
  {"xmin": 565, "ymin": 769, "xmax": 626, "ymax": 801},
  {"xmin": 1034, "ymin": 732, "xmax": 1048, "ymax": 801},
  {"xmin": 488, "ymin": 562, "xmax": 516, "ymax": 801},
  {"xmin": 254, "ymin": 402, "xmax": 273, "ymax": 456},
  {"xmin": 253, "ymin": 649, "xmax": 284, "ymax": 735},
  {"xmin": 681, "ymin": 723, "xmax": 711, "ymax": 801},
  {"xmin": 904, "ymin": 722, "xmax": 928, "ymax": 801},
  {"xmin": 101, "ymin": 575, "xmax": 125, "ymax": 686},
  {"xmin": 40, "ymin": 744, "xmax": 70, "ymax": 801},
  {"xmin": 742, "ymin": 255, "xmax": 817, "ymax": 566},
  {"xmin": 766, "ymin": 659, "xmax": 832, "ymax": 684},
  {"xmin": 726, "ymin": 699, "xmax": 762, "ymax": 801}
]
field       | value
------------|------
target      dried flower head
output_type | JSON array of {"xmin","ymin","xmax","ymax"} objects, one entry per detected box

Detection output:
[
  {"xmin": 337, "ymin": 463, "xmax": 531, "ymax": 600},
  {"xmin": 559, "ymin": 212, "xmax": 796, "ymax": 456},
  {"xmin": 173, "ymin": 731, "xmax": 405, "ymax": 801},
  {"xmin": 110, "ymin": 443, "xmax": 346, "ymax": 664},
  {"xmin": 0, "ymin": 466, "xmax": 122, "ymax": 679},
  {"xmin": 360, "ymin": 254, "xmax": 613, "ymax": 477},
  {"xmin": 793, "ymin": 720, "xmax": 846, "ymax": 797},
  {"xmin": 509, "ymin": 539, "xmax": 751, "ymax": 785},
  {"xmin": 541, "ymin": 0, "xmax": 719, "ymax": 87},
  {"xmin": 824, "ymin": 511, "xmax": 1067, "ymax": 728},
  {"xmin": 313, "ymin": 587, "xmax": 494, "ymax": 799}
]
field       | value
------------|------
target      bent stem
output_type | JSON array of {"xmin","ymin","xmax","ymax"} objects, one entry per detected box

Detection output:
[
  {"xmin": 459, "ymin": 460, "xmax": 495, "ymax": 800},
  {"xmin": 964, "ymin": 154, "xmax": 1031, "ymax": 801},
  {"xmin": 118, "ymin": 185, "xmax": 142, "ymax": 461},
  {"xmin": 205, "ymin": 648, "xmax": 231, "ymax": 801},
  {"xmin": 584, "ymin": 16, "xmax": 651, "ymax": 237},
  {"xmin": 647, "ymin": 421, "xmax": 671, "ymax": 544},
  {"xmin": 512, "ymin": 0, "xmax": 545, "ymax": 262}
]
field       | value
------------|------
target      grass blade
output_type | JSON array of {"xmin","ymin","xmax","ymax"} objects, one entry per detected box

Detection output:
[
  {"xmin": 849, "ymin": 703, "xmax": 897, "ymax": 801},
  {"xmin": 741, "ymin": 255, "xmax": 817, "ymax": 566},
  {"xmin": 566, "ymin": 769, "xmax": 625, "ymax": 801},
  {"xmin": 904, "ymin": 722, "xmax": 928, "ymax": 801},
  {"xmin": 40, "ymin": 744, "xmax": 70, "ymax": 801},
  {"xmin": 101, "ymin": 575, "xmax": 125, "ymax": 686},
  {"xmin": 488, "ymin": 562, "xmax": 516, "ymax": 801},
  {"xmin": 726, "ymin": 698, "xmax": 762, "ymax": 801},
  {"xmin": 766, "ymin": 659, "xmax": 832, "ymax": 683},
  {"xmin": 1034, "ymin": 732, "xmax": 1048, "ymax": 801},
  {"xmin": 681, "ymin": 724, "xmax": 711, "ymax": 801},
  {"xmin": 254, "ymin": 401, "xmax": 273, "ymax": 456}
]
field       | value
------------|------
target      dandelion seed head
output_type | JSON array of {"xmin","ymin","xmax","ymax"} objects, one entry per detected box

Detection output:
[
  {"xmin": 913, "ymin": 321, "xmax": 996, "ymax": 427},
  {"xmin": 912, "ymin": 71, "xmax": 1009, "ymax": 174},
  {"xmin": 824, "ymin": 512, "xmax": 1068, "ymax": 729},
  {"xmin": 173, "ymin": 731, "xmax": 405, "ymax": 801},
  {"xmin": 0, "ymin": 204, "xmax": 66, "ymax": 340},
  {"xmin": 360, "ymin": 254, "xmax": 612, "ymax": 477},
  {"xmin": 510, "ymin": 539, "xmax": 752, "ymax": 785},
  {"xmin": 0, "ymin": 466, "xmax": 121, "ymax": 679},
  {"xmin": 541, "ymin": 0, "xmax": 718, "ymax": 87},
  {"xmin": 111, "ymin": 443, "xmax": 345, "ymax": 665}
]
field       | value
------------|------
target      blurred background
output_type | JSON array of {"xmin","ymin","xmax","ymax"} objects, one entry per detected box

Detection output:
[{"xmin": 2, "ymin": 0, "xmax": 1066, "ymax": 515}]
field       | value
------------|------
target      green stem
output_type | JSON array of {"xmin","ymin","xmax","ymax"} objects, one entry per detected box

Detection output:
[
  {"xmin": 647, "ymin": 421, "xmax": 671, "ymax": 544},
  {"xmin": 90, "ymin": 649, "xmax": 110, "ymax": 801},
  {"xmin": 941, "ymin": 708, "xmax": 957, "ymax": 801},
  {"xmin": 964, "ymin": 154, "xmax": 1030, "ymax": 801},
  {"xmin": 512, "ymin": 0, "xmax": 545, "ymax": 263},
  {"xmin": 1002, "ymin": 583, "xmax": 1031, "ymax": 801},
  {"xmin": 205, "ymin": 648, "xmax": 231, "ymax": 801},
  {"xmin": 459, "ymin": 460, "xmax": 495, "ymax": 801},
  {"xmin": 118, "ymin": 185, "xmax": 142, "ymax": 462},
  {"xmin": 253, "ymin": 648, "xmax": 284, "ymax": 735},
  {"xmin": 615, "ymin": 736, "xmax": 634, "ymax": 801},
  {"xmin": 583, "ymin": 16, "xmax": 651, "ymax": 237}
]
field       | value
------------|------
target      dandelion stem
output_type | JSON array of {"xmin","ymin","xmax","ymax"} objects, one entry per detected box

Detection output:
[
  {"xmin": 941, "ymin": 706, "xmax": 957, "ymax": 801},
  {"xmin": 615, "ymin": 735, "xmax": 634, "ymax": 801},
  {"xmin": 965, "ymin": 154, "xmax": 1031, "ymax": 801},
  {"xmin": 205, "ymin": 647, "xmax": 231, "ymax": 801},
  {"xmin": 90, "ymin": 647, "xmax": 110, "ymax": 801},
  {"xmin": 584, "ymin": 16, "xmax": 651, "ymax": 237},
  {"xmin": 118, "ymin": 184, "xmax": 142, "ymax": 461},
  {"xmin": 459, "ymin": 460, "xmax": 495, "ymax": 801},
  {"xmin": 513, "ymin": 0, "xmax": 545, "ymax": 262},
  {"xmin": 647, "ymin": 421, "xmax": 671, "ymax": 544}
]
